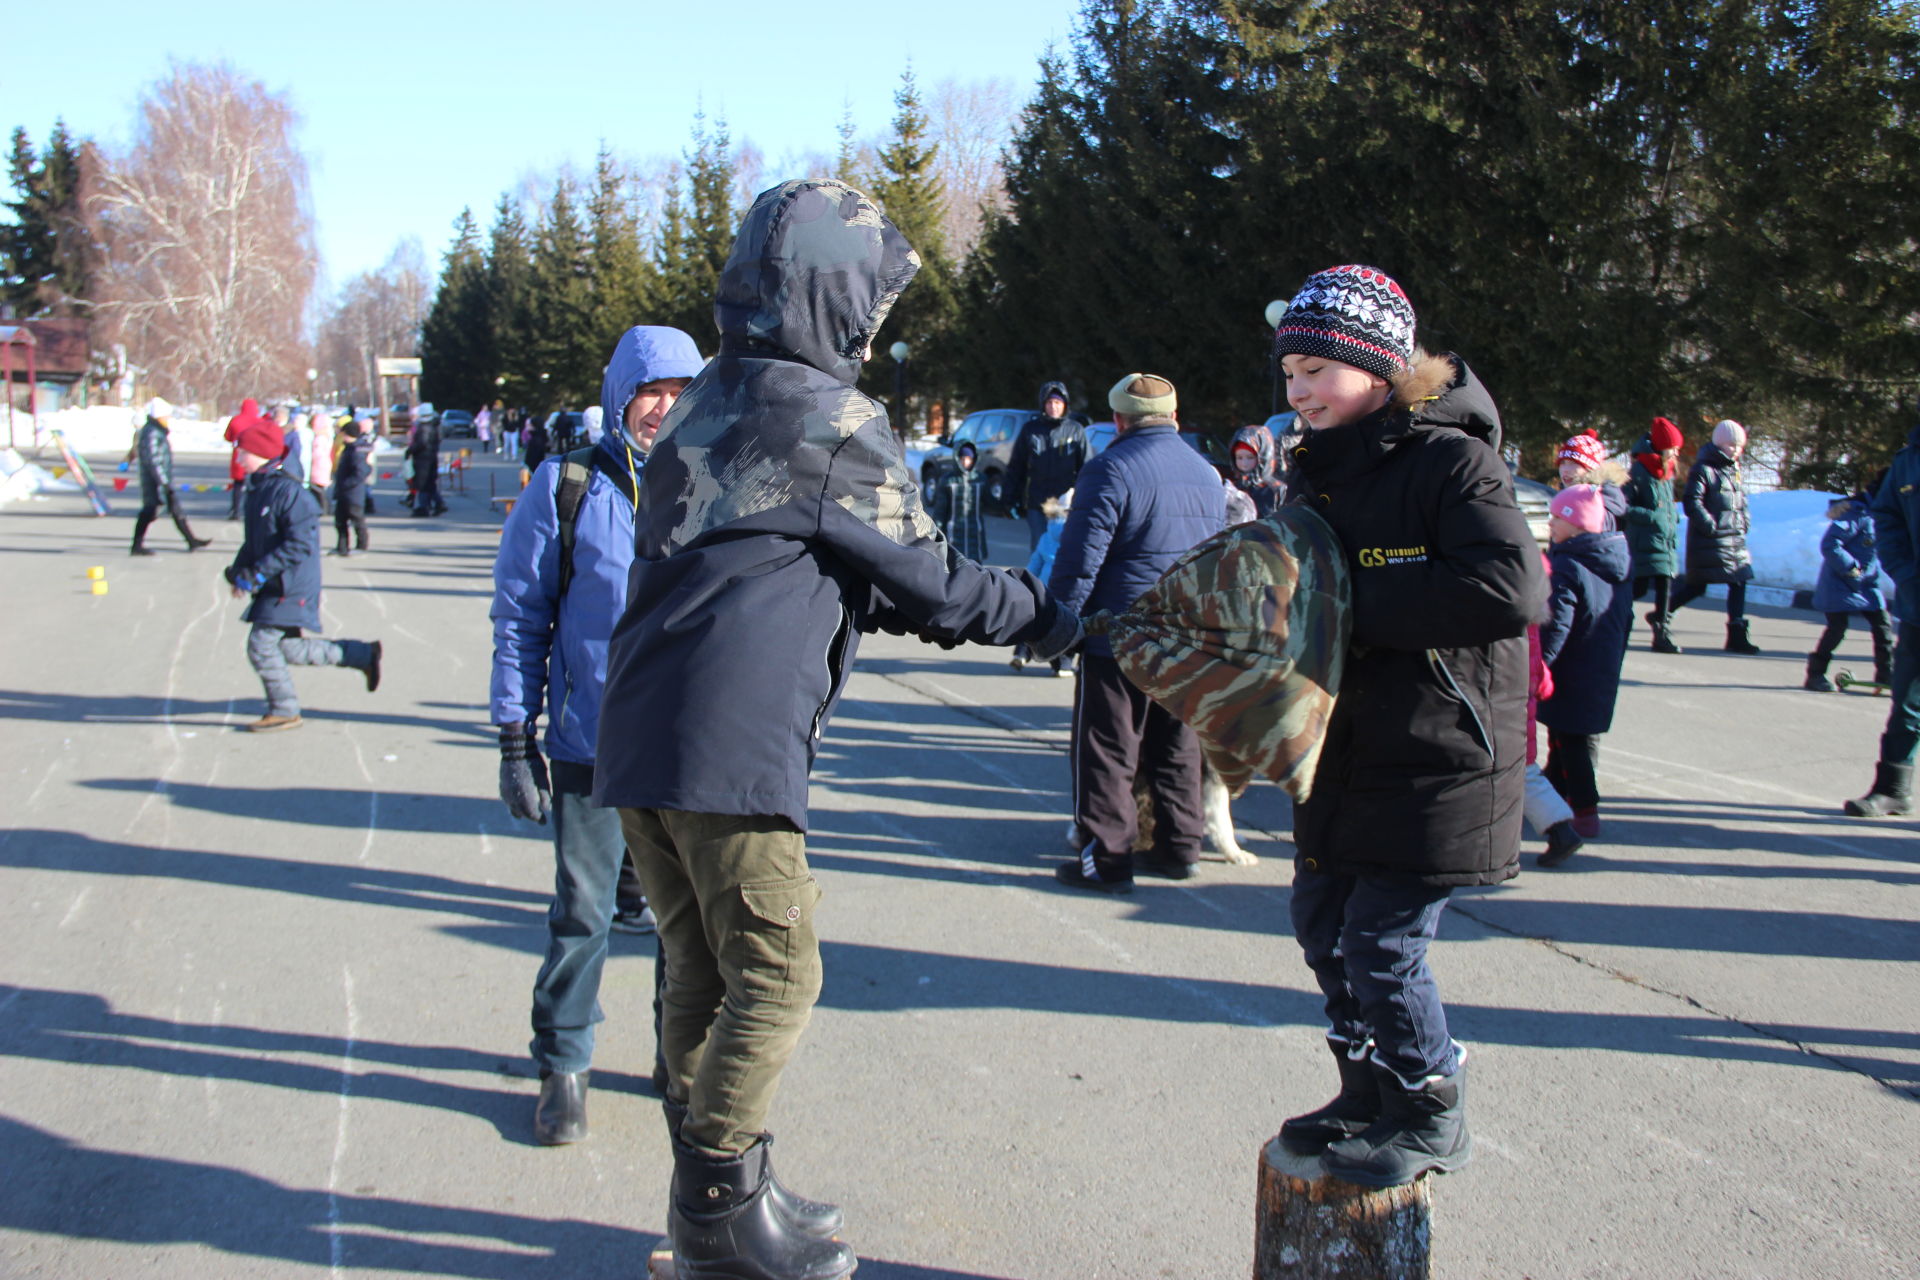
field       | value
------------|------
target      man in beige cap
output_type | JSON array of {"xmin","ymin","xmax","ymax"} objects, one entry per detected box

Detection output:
[{"xmin": 1048, "ymin": 373, "xmax": 1225, "ymax": 891}]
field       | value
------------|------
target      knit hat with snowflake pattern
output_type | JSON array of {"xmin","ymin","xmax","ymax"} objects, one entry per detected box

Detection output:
[{"xmin": 1271, "ymin": 264, "xmax": 1417, "ymax": 380}]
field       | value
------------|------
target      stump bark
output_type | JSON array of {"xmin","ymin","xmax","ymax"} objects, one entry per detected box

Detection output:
[{"xmin": 1254, "ymin": 1138, "xmax": 1433, "ymax": 1279}]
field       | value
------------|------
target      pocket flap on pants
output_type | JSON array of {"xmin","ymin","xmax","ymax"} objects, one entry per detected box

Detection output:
[{"xmin": 739, "ymin": 875, "xmax": 821, "ymax": 929}]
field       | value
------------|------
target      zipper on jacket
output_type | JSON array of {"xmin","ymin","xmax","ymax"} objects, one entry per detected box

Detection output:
[
  {"xmin": 1430, "ymin": 651, "xmax": 1495, "ymax": 764},
  {"xmin": 811, "ymin": 607, "xmax": 852, "ymax": 742}
]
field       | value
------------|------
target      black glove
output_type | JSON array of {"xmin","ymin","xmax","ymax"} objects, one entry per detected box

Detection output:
[
  {"xmin": 498, "ymin": 724, "xmax": 551, "ymax": 824},
  {"xmin": 1026, "ymin": 600, "xmax": 1085, "ymax": 665}
]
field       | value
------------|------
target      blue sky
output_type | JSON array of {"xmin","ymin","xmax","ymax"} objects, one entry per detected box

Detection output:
[{"xmin": 6, "ymin": 0, "xmax": 1083, "ymax": 293}]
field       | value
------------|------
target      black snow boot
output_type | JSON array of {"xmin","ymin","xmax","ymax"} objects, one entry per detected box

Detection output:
[
  {"xmin": 665, "ymin": 1100, "xmax": 844, "ymax": 1240},
  {"xmin": 1280, "ymin": 1038, "xmax": 1381, "ymax": 1155},
  {"xmin": 668, "ymin": 1134, "xmax": 856, "ymax": 1280},
  {"xmin": 1539, "ymin": 820, "xmax": 1583, "ymax": 867},
  {"xmin": 1725, "ymin": 619, "xmax": 1761, "ymax": 655},
  {"xmin": 1805, "ymin": 655, "xmax": 1835, "ymax": 692},
  {"xmin": 1872, "ymin": 636, "xmax": 1894, "ymax": 687},
  {"xmin": 1320, "ymin": 1056, "xmax": 1471, "ymax": 1188},
  {"xmin": 1646, "ymin": 611, "xmax": 1682, "ymax": 654},
  {"xmin": 1844, "ymin": 762, "xmax": 1914, "ymax": 818}
]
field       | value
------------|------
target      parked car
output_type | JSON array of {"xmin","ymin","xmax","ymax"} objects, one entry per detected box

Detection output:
[
  {"xmin": 1513, "ymin": 473, "xmax": 1554, "ymax": 549},
  {"xmin": 917, "ymin": 407, "xmax": 1028, "ymax": 509},
  {"xmin": 440, "ymin": 409, "xmax": 476, "ymax": 438}
]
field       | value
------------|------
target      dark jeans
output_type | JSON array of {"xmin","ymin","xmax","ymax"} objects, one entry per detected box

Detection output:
[
  {"xmin": 1290, "ymin": 869, "xmax": 1457, "ymax": 1084},
  {"xmin": 1073, "ymin": 652, "xmax": 1203, "ymax": 864},
  {"xmin": 1811, "ymin": 609, "xmax": 1893, "ymax": 671},
  {"xmin": 529, "ymin": 759, "xmax": 649, "ymax": 1074},
  {"xmin": 1670, "ymin": 577, "xmax": 1746, "ymax": 620},
  {"xmin": 334, "ymin": 495, "xmax": 368, "ymax": 551},
  {"xmin": 1023, "ymin": 505, "xmax": 1049, "ymax": 551},
  {"xmin": 1544, "ymin": 729, "xmax": 1602, "ymax": 810},
  {"xmin": 1881, "ymin": 620, "xmax": 1920, "ymax": 765}
]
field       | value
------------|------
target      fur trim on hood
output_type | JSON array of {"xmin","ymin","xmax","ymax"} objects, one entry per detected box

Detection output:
[
  {"xmin": 1388, "ymin": 350, "xmax": 1457, "ymax": 411},
  {"xmin": 1392, "ymin": 351, "xmax": 1504, "ymax": 451}
]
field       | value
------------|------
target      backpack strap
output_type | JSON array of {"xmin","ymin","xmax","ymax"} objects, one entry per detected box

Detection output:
[{"xmin": 553, "ymin": 445, "xmax": 640, "ymax": 600}]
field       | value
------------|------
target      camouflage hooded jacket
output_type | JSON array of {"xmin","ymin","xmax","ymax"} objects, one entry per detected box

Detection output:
[{"xmin": 592, "ymin": 180, "xmax": 1074, "ymax": 829}]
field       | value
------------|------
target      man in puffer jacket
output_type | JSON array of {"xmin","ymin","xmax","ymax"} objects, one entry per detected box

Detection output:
[
  {"xmin": 1670, "ymin": 419, "xmax": 1760, "ymax": 653},
  {"xmin": 224, "ymin": 420, "xmax": 382, "ymax": 733},
  {"xmin": 1845, "ymin": 438, "xmax": 1920, "ymax": 817},
  {"xmin": 1004, "ymin": 379, "xmax": 1088, "ymax": 550},
  {"xmin": 1267, "ymin": 264, "xmax": 1545, "ymax": 1190},
  {"xmin": 492, "ymin": 324, "xmax": 704, "ymax": 1148},
  {"xmin": 129, "ymin": 398, "xmax": 210, "ymax": 555},
  {"xmin": 1050, "ymin": 373, "xmax": 1225, "ymax": 889},
  {"xmin": 593, "ymin": 179, "xmax": 1079, "ymax": 1279}
]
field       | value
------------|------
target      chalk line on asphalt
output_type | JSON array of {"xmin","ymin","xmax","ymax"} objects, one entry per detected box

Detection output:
[
  {"xmin": 347, "ymin": 733, "xmax": 380, "ymax": 865},
  {"xmin": 58, "ymin": 887, "xmax": 89, "ymax": 930},
  {"xmin": 326, "ymin": 964, "xmax": 359, "ymax": 1277},
  {"xmin": 125, "ymin": 576, "xmax": 226, "ymax": 838}
]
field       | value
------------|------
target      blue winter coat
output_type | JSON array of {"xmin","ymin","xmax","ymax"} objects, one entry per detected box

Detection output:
[
  {"xmin": 1812, "ymin": 498, "xmax": 1885, "ymax": 614},
  {"xmin": 490, "ymin": 325, "xmax": 704, "ymax": 766},
  {"xmin": 1539, "ymin": 530, "xmax": 1634, "ymax": 735},
  {"xmin": 227, "ymin": 460, "xmax": 324, "ymax": 630},
  {"xmin": 592, "ymin": 180, "xmax": 1073, "ymax": 830},
  {"xmin": 1872, "ymin": 424, "xmax": 1920, "ymax": 624},
  {"xmin": 333, "ymin": 434, "xmax": 374, "ymax": 502},
  {"xmin": 1047, "ymin": 422, "xmax": 1226, "ymax": 658}
]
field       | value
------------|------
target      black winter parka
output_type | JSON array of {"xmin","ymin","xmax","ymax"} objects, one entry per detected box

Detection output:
[
  {"xmin": 226, "ymin": 460, "xmax": 324, "ymax": 630},
  {"xmin": 1682, "ymin": 443, "xmax": 1753, "ymax": 585},
  {"xmin": 136, "ymin": 418, "xmax": 174, "ymax": 500},
  {"xmin": 1287, "ymin": 355, "xmax": 1545, "ymax": 886}
]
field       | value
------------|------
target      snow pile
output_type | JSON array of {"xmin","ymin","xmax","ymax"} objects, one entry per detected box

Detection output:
[
  {"xmin": 13, "ymin": 405, "xmax": 238, "ymax": 456},
  {"xmin": 0, "ymin": 447, "xmax": 80, "ymax": 507},
  {"xmin": 1745, "ymin": 489, "xmax": 1841, "ymax": 592}
]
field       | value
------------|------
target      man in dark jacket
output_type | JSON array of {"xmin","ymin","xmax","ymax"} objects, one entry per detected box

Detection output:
[
  {"xmin": 593, "ymin": 179, "xmax": 1078, "ymax": 1278},
  {"xmin": 129, "ymin": 399, "xmax": 210, "ymax": 555},
  {"xmin": 1266, "ymin": 264, "xmax": 1545, "ymax": 1190},
  {"xmin": 1669, "ymin": 419, "xmax": 1759, "ymax": 653},
  {"xmin": 225, "ymin": 421, "xmax": 382, "ymax": 733},
  {"xmin": 1847, "ymin": 432, "xmax": 1920, "ymax": 816},
  {"xmin": 330, "ymin": 418, "xmax": 375, "ymax": 556},
  {"xmin": 1004, "ymin": 379, "xmax": 1087, "ymax": 550},
  {"xmin": 1050, "ymin": 373, "xmax": 1225, "ymax": 890},
  {"xmin": 407, "ymin": 410, "xmax": 446, "ymax": 517}
]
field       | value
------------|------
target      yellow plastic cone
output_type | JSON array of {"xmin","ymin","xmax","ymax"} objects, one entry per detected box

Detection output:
[
  {"xmin": 91, "ymin": 580, "xmax": 109, "ymax": 596},
  {"xmin": 85, "ymin": 566, "xmax": 105, "ymax": 580}
]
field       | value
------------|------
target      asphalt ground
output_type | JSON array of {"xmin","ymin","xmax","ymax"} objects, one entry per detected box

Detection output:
[{"xmin": 1, "ymin": 449, "xmax": 1916, "ymax": 1279}]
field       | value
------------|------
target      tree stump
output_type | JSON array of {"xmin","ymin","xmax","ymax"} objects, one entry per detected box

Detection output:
[{"xmin": 1254, "ymin": 1138, "xmax": 1433, "ymax": 1279}]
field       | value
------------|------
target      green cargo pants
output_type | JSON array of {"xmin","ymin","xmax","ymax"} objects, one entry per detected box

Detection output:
[{"xmin": 618, "ymin": 808, "xmax": 824, "ymax": 1156}]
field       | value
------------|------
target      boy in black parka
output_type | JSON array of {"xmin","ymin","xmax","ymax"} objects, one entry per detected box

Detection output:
[{"xmin": 1270, "ymin": 265, "xmax": 1545, "ymax": 1188}]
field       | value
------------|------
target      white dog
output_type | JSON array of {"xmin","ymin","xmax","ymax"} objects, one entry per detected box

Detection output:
[{"xmin": 1065, "ymin": 758, "xmax": 1255, "ymax": 865}]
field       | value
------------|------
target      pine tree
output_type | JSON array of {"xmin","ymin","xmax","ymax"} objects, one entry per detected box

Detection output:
[
  {"xmin": 486, "ymin": 192, "xmax": 537, "ymax": 407},
  {"xmin": 586, "ymin": 143, "xmax": 657, "ymax": 368},
  {"xmin": 527, "ymin": 177, "xmax": 598, "ymax": 407},
  {"xmin": 1, "ymin": 120, "xmax": 96, "ymax": 316},
  {"xmin": 867, "ymin": 66, "xmax": 961, "ymax": 431},
  {"xmin": 654, "ymin": 110, "xmax": 737, "ymax": 348},
  {"xmin": 420, "ymin": 207, "xmax": 494, "ymax": 411}
]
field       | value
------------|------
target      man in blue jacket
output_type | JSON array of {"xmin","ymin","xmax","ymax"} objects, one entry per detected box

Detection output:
[
  {"xmin": 1050, "ymin": 373, "xmax": 1225, "ymax": 892},
  {"xmin": 594, "ymin": 180, "xmax": 1079, "ymax": 1279},
  {"xmin": 224, "ymin": 420, "xmax": 382, "ymax": 733},
  {"xmin": 1848, "ymin": 433, "xmax": 1920, "ymax": 816},
  {"xmin": 490, "ymin": 324, "xmax": 704, "ymax": 1145}
]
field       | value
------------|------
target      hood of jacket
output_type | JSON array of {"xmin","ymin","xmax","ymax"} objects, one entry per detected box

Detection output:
[
  {"xmin": 1396, "ymin": 352, "xmax": 1503, "ymax": 453},
  {"xmin": 599, "ymin": 324, "xmax": 705, "ymax": 460},
  {"xmin": 1697, "ymin": 441, "xmax": 1736, "ymax": 469},
  {"xmin": 1230, "ymin": 422, "xmax": 1278, "ymax": 489},
  {"xmin": 712, "ymin": 179, "xmax": 920, "ymax": 387},
  {"xmin": 1554, "ymin": 529, "xmax": 1633, "ymax": 584},
  {"xmin": 1037, "ymin": 380, "xmax": 1069, "ymax": 415}
]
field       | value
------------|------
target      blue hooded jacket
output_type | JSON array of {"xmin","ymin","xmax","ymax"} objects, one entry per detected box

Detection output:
[
  {"xmin": 489, "ymin": 325, "xmax": 704, "ymax": 765},
  {"xmin": 1814, "ymin": 494, "xmax": 1886, "ymax": 614},
  {"xmin": 1539, "ymin": 529, "xmax": 1634, "ymax": 735}
]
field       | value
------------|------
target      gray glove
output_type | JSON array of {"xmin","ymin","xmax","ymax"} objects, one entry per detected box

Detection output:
[{"xmin": 498, "ymin": 724, "xmax": 551, "ymax": 824}]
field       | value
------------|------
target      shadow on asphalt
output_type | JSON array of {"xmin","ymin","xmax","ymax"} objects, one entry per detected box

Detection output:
[{"xmin": 0, "ymin": 689, "xmax": 489, "ymax": 739}]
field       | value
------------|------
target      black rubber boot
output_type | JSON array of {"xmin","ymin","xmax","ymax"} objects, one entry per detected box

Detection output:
[
  {"xmin": 1279, "ymin": 1038, "xmax": 1381, "ymax": 1155},
  {"xmin": 1539, "ymin": 820, "xmax": 1583, "ymax": 867},
  {"xmin": 1805, "ymin": 655, "xmax": 1835, "ymax": 692},
  {"xmin": 1844, "ymin": 762, "xmax": 1914, "ymax": 818},
  {"xmin": 1320, "ymin": 1057, "xmax": 1471, "ymax": 1188},
  {"xmin": 665, "ymin": 1100, "xmax": 845, "ymax": 1240},
  {"xmin": 534, "ymin": 1069, "xmax": 587, "ymax": 1145},
  {"xmin": 1725, "ymin": 619, "xmax": 1761, "ymax": 655},
  {"xmin": 130, "ymin": 511, "xmax": 156, "ymax": 555},
  {"xmin": 669, "ymin": 1135, "xmax": 856, "ymax": 1280}
]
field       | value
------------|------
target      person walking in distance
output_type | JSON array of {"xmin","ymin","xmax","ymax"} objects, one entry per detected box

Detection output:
[
  {"xmin": 1267, "ymin": 264, "xmax": 1544, "ymax": 1188},
  {"xmin": 1005, "ymin": 380, "xmax": 1087, "ymax": 551},
  {"xmin": 224, "ymin": 420, "xmax": 382, "ymax": 733},
  {"xmin": 128, "ymin": 398, "xmax": 210, "ymax": 556},
  {"xmin": 929, "ymin": 440, "xmax": 989, "ymax": 561},
  {"xmin": 593, "ymin": 180, "xmax": 1080, "ymax": 1280},
  {"xmin": 1843, "ymin": 443, "xmax": 1920, "ymax": 817},
  {"xmin": 329, "ymin": 418, "xmax": 375, "ymax": 557},
  {"xmin": 492, "ymin": 324, "xmax": 702, "ymax": 1145},
  {"xmin": 1050, "ymin": 373, "xmax": 1225, "ymax": 891},
  {"xmin": 223, "ymin": 397, "xmax": 264, "ymax": 519},
  {"xmin": 1669, "ymin": 419, "xmax": 1760, "ymax": 653},
  {"xmin": 1623, "ymin": 417, "xmax": 1685, "ymax": 652}
]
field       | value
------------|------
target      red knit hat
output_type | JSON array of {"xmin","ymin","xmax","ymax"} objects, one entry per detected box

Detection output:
[
  {"xmin": 234, "ymin": 421, "xmax": 286, "ymax": 462},
  {"xmin": 1649, "ymin": 416, "xmax": 1683, "ymax": 451},
  {"xmin": 1557, "ymin": 429, "xmax": 1608, "ymax": 470}
]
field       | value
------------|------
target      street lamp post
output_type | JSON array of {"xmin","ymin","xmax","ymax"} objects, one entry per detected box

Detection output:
[
  {"xmin": 306, "ymin": 366, "xmax": 318, "ymax": 405},
  {"xmin": 1263, "ymin": 300, "xmax": 1287, "ymax": 416},
  {"xmin": 889, "ymin": 341, "xmax": 911, "ymax": 441}
]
